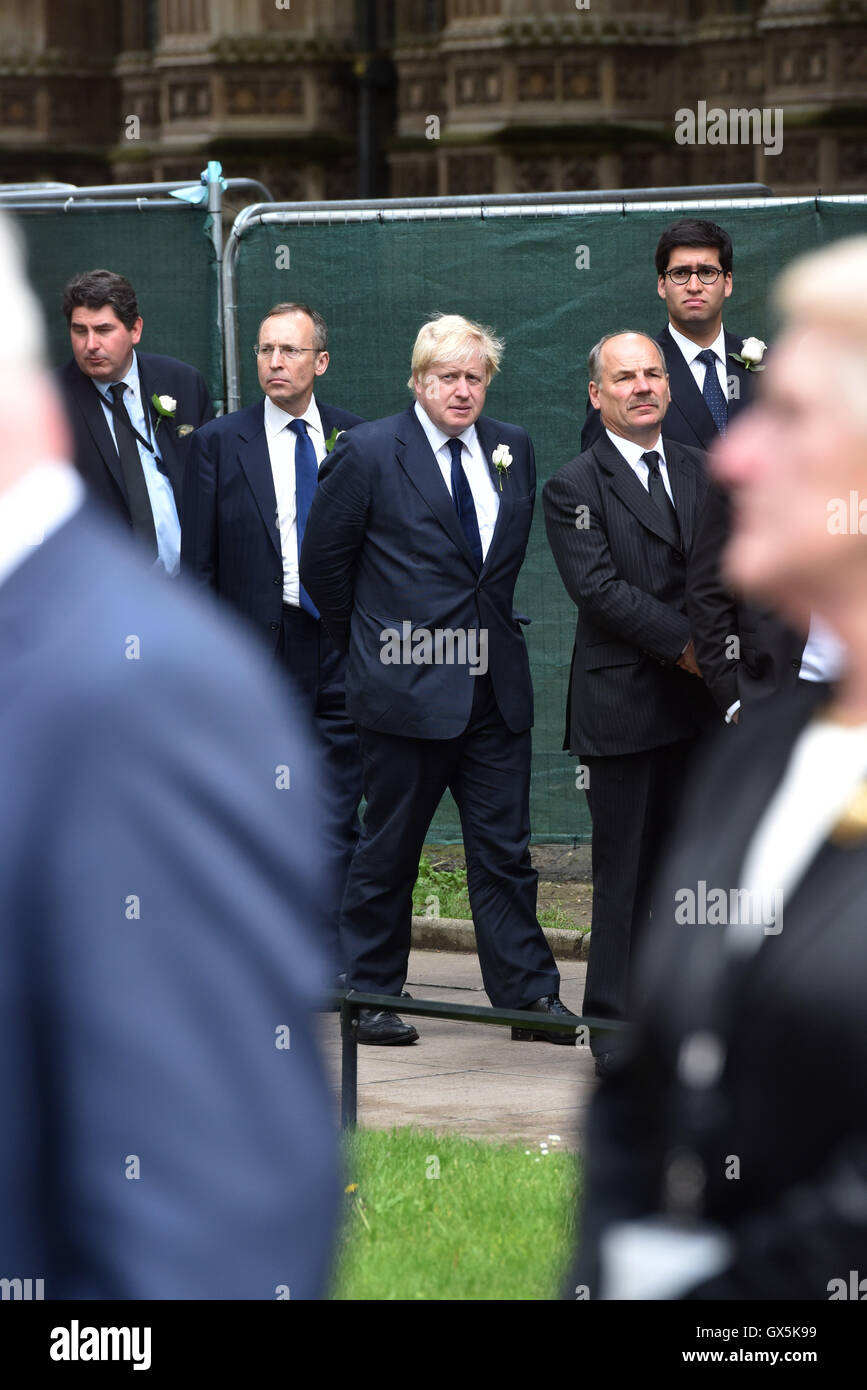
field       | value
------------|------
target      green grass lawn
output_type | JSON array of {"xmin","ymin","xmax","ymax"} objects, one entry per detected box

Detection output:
[
  {"xmin": 331, "ymin": 1126, "xmax": 581, "ymax": 1300},
  {"xmin": 412, "ymin": 855, "xmax": 590, "ymax": 932}
]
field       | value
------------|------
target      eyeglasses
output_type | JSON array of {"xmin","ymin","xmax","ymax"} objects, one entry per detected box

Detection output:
[
  {"xmin": 662, "ymin": 266, "xmax": 726, "ymax": 286},
  {"xmin": 253, "ymin": 344, "xmax": 319, "ymax": 361}
]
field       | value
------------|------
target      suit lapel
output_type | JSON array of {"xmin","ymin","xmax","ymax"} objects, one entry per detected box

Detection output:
[
  {"xmin": 237, "ymin": 403, "xmax": 281, "ymax": 559},
  {"xmin": 395, "ymin": 407, "xmax": 479, "ymax": 570},
  {"xmin": 658, "ymin": 324, "xmax": 717, "ymax": 449},
  {"xmin": 596, "ymin": 433, "xmax": 682, "ymax": 551},
  {"xmin": 474, "ymin": 415, "xmax": 515, "ymax": 574},
  {"xmin": 663, "ymin": 443, "xmax": 700, "ymax": 552},
  {"xmin": 723, "ymin": 330, "xmax": 754, "ymax": 421},
  {"xmin": 67, "ymin": 367, "xmax": 127, "ymax": 499}
]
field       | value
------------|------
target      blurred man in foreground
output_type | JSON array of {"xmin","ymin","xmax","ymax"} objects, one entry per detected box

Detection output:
[
  {"xmin": 576, "ymin": 235, "xmax": 867, "ymax": 1299},
  {"xmin": 0, "ymin": 214, "xmax": 339, "ymax": 1299}
]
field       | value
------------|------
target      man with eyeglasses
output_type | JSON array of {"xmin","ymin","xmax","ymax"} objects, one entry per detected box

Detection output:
[
  {"xmin": 651, "ymin": 220, "xmax": 807, "ymax": 723},
  {"xmin": 183, "ymin": 302, "xmax": 364, "ymax": 982},
  {"xmin": 581, "ymin": 219, "xmax": 755, "ymax": 453},
  {"xmin": 582, "ymin": 221, "xmax": 806, "ymax": 725}
]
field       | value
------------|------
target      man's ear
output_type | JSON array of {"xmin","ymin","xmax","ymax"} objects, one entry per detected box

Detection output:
[
  {"xmin": 588, "ymin": 380, "xmax": 601, "ymax": 410},
  {"xmin": 314, "ymin": 350, "xmax": 330, "ymax": 377},
  {"xmin": 657, "ymin": 276, "xmax": 666, "ymax": 301},
  {"xmin": 131, "ymin": 316, "xmax": 144, "ymax": 345}
]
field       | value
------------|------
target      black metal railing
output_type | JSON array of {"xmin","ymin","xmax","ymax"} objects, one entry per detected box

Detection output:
[{"xmin": 336, "ymin": 991, "xmax": 628, "ymax": 1127}]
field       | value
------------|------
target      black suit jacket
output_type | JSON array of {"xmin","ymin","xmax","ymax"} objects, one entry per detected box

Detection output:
[
  {"xmin": 0, "ymin": 498, "xmax": 339, "ymax": 1298},
  {"xmin": 543, "ymin": 432, "xmax": 717, "ymax": 757},
  {"xmin": 580, "ymin": 326, "xmax": 756, "ymax": 453},
  {"xmin": 56, "ymin": 351, "xmax": 214, "ymax": 527},
  {"xmin": 299, "ymin": 405, "xmax": 536, "ymax": 738},
  {"xmin": 577, "ymin": 679, "xmax": 867, "ymax": 1299},
  {"xmin": 687, "ymin": 480, "xmax": 806, "ymax": 715},
  {"xmin": 182, "ymin": 398, "xmax": 364, "ymax": 656}
]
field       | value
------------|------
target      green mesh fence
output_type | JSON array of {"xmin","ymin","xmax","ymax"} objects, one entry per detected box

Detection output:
[
  {"xmin": 21, "ymin": 197, "xmax": 860, "ymax": 842},
  {"xmin": 16, "ymin": 207, "xmax": 222, "ymax": 407},
  {"xmin": 234, "ymin": 198, "xmax": 867, "ymax": 841}
]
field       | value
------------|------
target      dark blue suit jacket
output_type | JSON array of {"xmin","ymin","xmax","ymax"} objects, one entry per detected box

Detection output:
[
  {"xmin": 56, "ymin": 350, "xmax": 215, "ymax": 526},
  {"xmin": 579, "ymin": 326, "xmax": 756, "ymax": 453},
  {"xmin": 299, "ymin": 405, "xmax": 536, "ymax": 738},
  {"xmin": 182, "ymin": 398, "xmax": 364, "ymax": 656},
  {"xmin": 0, "ymin": 499, "xmax": 339, "ymax": 1298},
  {"xmin": 543, "ymin": 431, "xmax": 718, "ymax": 757}
]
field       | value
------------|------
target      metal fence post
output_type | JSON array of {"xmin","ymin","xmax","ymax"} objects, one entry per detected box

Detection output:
[{"xmin": 340, "ymin": 997, "xmax": 359, "ymax": 1129}]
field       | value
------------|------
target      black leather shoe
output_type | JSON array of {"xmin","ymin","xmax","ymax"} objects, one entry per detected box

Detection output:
[
  {"xmin": 511, "ymin": 994, "xmax": 579, "ymax": 1044},
  {"xmin": 356, "ymin": 1008, "xmax": 419, "ymax": 1045}
]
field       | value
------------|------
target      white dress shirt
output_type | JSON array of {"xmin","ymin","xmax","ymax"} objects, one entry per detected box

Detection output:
[
  {"xmin": 0, "ymin": 462, "xmax": 83, "ymax": 592},
  {"xmin": 93, "ymin": 353, "xmax": 181, "ymax": 577},
  {"xmin": 731, "ymin": 714, "xmax": 867, "ymax": 959},
  {"xmin": 413, "ymin": 401, "xmax": 499, "ymax": 562},
  {"xmin": 799, "ymin": 611, "xmax": 847, "ymax": 684},
  {"xmin": 264, "ymin": 394, "xmax": 326, "ymax": 607},
  {"xmin": 667, "ymin": 321, "xmax": 730, "ymax": 405},
  {"xmin": 604, "ymin": 429, "xmax": 676, "ymax": 508}
]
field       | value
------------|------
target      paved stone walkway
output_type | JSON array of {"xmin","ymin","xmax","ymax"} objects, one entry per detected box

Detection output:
[{"xmin": 317, "ymin": 948, "xmax": 595, "ymax": 1152}]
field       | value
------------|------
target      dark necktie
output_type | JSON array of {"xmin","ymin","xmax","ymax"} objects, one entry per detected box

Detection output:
[
  {"xmin": 696, "ymin": 348, "xmax": 728, "ymax": 435},
  {"xmin": 641, "ymin": 450, "xmax": 679, "ymax": 539},
  {"xmin": 289, "ymin": 418, "xmax": 320, "ymax": 619},
  {"xmin": 108, "ymin": 383, "xmax": 158, "ymax": 558},
  {"xmin": 447, "ymin": 437, "xmax": 483, "ymax": 570}
]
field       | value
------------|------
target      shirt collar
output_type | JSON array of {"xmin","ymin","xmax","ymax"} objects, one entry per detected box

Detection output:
[
  {"xmin": 667, "ymin": 320, "xmax": 727, "ymax": 368},
  {"xmin": 413, "ymin": 400, "xmax": 477, "ymax": 456},
  {"xmin": 0, "ymin": 462, "xmax": 84, "ymax": 592},
  {"xmin": 95, "ymin": 351, "xmax": 141, "ymax": 402},
  {"xmin": 264, "ymin": 394, "xmax": 322, "ymax": 437},
  {"xmin": 605, "ymin": 428, "xmax": 665, "ymax": 468}
]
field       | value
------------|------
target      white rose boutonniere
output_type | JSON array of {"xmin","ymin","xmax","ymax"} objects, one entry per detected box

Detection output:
[
  {"xmin": 492, "ymin": 443, "xmax": 513, "ymax": 491},
  {"xmin": 729, "ymin": 338, "xmax": 767, "ymax": 372},
  {"xmin": 151, "ymin": 393, "xmax": 178, "ymax": 432}
]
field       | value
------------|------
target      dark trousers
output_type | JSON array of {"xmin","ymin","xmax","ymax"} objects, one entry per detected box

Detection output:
[
  {"xmin": 341, "ymin": 673, "xmax": 559, "ymax": 1008},
  {"xmin": 278, "ymin": 604, "xmax": 362, "ymax": 973},
  {"xmin": 582, "ymin": 738, "xmax": 695, "ymax": 1044}
]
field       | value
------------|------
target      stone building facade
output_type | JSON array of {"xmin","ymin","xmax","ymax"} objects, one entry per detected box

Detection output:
[{"xmin": 0, "ymin": 0, "xmax": 864, "ymax": 197}]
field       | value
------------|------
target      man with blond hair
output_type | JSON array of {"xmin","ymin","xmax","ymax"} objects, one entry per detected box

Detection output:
[{"xmin": 301, "ymin": 313, "xmax": 573, "ymax": 1044}]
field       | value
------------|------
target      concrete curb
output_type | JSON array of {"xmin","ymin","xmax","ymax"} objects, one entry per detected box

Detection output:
[{"xmin": 411, "ymin": 915, "xmax": 591, "ymax": 961}]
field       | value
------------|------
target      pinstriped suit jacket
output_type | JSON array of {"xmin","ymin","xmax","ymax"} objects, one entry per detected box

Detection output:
[{"xmin": 543, "ymin": 431, "xmax": 718, "ymax": 757}]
